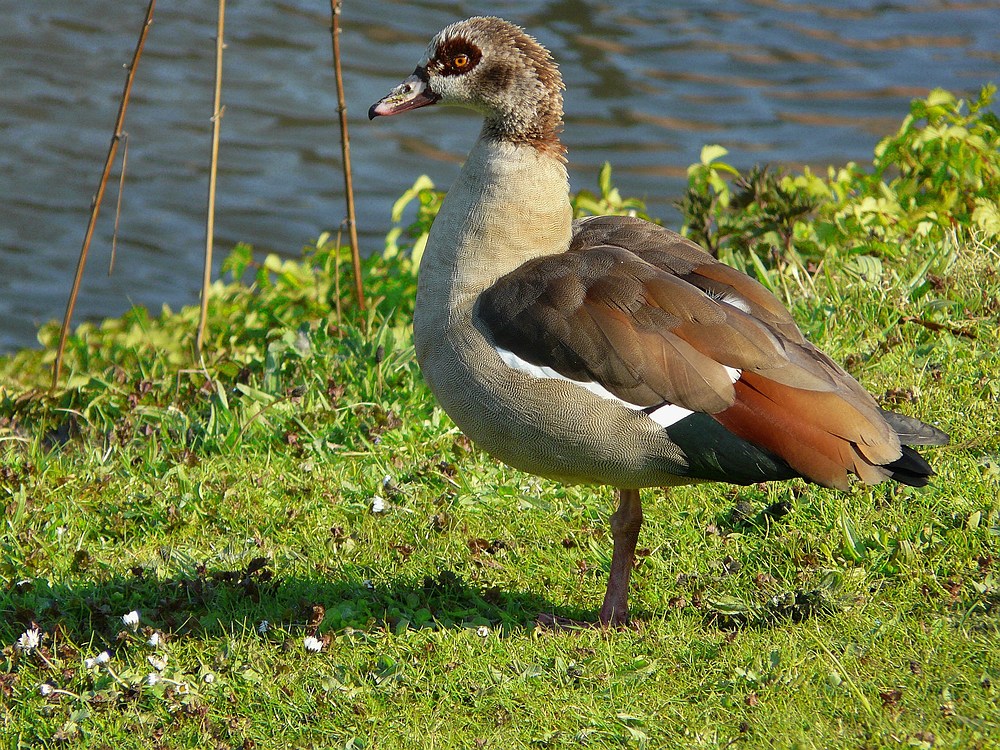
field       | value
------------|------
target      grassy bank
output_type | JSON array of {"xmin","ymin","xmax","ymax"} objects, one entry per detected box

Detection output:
[{"xmin": 1, "ymin": 88, "xmax": 999, "ymax": 749}]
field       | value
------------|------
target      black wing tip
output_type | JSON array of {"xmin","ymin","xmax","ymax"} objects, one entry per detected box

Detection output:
[{"xmin": 885, "ymin": 445, "xmax": 938, "ymax": 488}]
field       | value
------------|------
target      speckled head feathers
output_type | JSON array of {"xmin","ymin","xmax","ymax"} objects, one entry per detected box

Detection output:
[{"xmin": 371, "ymin": 17, "xmax": 566, "ymax": 155}]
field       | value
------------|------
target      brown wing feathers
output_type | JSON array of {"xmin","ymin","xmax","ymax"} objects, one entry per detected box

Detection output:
[
  {"xmin": 480, "ymin": 246, "xmax": 747, "ymax": 412},
  {"xmin": 479, "ymin": 215, "xmax": 944, "ymax": 489}
]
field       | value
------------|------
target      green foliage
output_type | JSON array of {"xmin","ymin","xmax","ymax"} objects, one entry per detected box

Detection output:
[
  {"xmin": 0, "ymin": 235, "xmax": 425, "ymax": 465},
  {"xmin": 678, "ymin": 85, "xmax": 1000, "ymax": 297},
  {"xmin": 571, "ymin": 162, "xmax": 652, "ymax": 220},
  {"xmin": 382, "ymin": 174, "xmax": 442, "ymax": 271},
  {"xmin": 869, "ymin": 86, "xmax": 1000, "ymax": 233},
  {"xmin": 680, "ymin": 147, "xmax": 821, "ymax": 292}
]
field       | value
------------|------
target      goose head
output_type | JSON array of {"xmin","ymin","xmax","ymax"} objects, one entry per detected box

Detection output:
[{"xmin": 370, "ymin": 16, "xmax": 565, "ymax": 153}]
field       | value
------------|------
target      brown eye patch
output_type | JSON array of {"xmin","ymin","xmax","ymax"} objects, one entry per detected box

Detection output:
[{"xmin": 433, "ymin": 37, "xmax": 482, "ymax": 76}]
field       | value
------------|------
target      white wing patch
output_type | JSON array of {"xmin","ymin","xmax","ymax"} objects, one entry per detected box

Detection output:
[
  {"xmin": 704, "ymin": 288, "xmax": 752, "ymax": 315},
  {"xmin": 722, "ymin": 294, "xmax": 752, "ymax": 314},
  {"xmin": 644, "ymin": 402, "xmax": 698, "ymax": 428},
  {"xmin": 496, "ymin": 346, "xmax": 741, "ymax": 429}
]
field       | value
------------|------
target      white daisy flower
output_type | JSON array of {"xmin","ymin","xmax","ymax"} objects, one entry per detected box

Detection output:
[
  {"xmin": 15, "ymin": 627, "xmax": 41, "ymax": 653},
  {"xmin": 147, "ymin": 655, "xmax": 167, "ymax": 672},
  {"xmin": 38, "ymin": 683, "xmax": 54, "ymax": 696},
  {"xmin": 147, "ymin": 632, "xmax": 162, "ymax": 648},
  {"xmin": 122, "ymin": 610, "xmax": 140, "ymax": 630},
  {"xmin": 203, "ymin": 673, "xmax": 215, "ymax": 684},
  {"xmin": 476, "ymin": 626, "xmax": 490, "ymax": 638},
  {"xmin": 303, "ymin": 636, "xmax": 324, "ymax": 653},
  {"xmin": 84, "ymin": 651, "xmax": 111, "ymax": 669},
  {"xmin": 371, "ymin": 495, "xmax": 386, "ymax": 513},
  {"xmin": 145, "ymin": 673, "xmax": 160, "ymax": 686}
]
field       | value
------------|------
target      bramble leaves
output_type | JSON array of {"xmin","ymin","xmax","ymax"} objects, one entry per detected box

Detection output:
[{"xmin": 677, "ymin": 86, "xmax": 999, "ymax": 294}]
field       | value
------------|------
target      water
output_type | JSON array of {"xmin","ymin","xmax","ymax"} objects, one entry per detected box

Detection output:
[{"xmin": 1, "ymin": 0, "xmax": 996, "ymax": 353}]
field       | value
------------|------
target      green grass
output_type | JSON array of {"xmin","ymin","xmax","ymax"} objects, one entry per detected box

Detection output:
[{"xmin": 3, "ymin": 92, "xmax": 1000, "ymax": 747}]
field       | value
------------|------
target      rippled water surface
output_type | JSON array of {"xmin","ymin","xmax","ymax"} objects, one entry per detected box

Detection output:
[{"xmin": 1, "ymin": 0, "xmax": 997, "ymax": 351}]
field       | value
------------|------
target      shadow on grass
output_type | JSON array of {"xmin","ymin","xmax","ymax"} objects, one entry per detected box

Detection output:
[{"xmin": 2, "ymin": 562, "xmax": 594, "ymax": 647}]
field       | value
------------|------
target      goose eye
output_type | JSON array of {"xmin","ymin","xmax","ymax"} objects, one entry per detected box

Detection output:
[{"xmin": 453, "ymin": 54, "xmax": 469, "ymax": 68}]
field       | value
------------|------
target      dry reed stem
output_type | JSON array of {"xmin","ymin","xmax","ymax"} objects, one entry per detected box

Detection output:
[
  {"xmin": 196, "ymin": 0, "xmax": 227, "ymax": 356},
  {"xmin": 52, "ymin": 0, "xmax": 156, "ymax": 389},
  {"xmin": 109, "ymin": 134, "xmax": 129, "ymax": 275},
  {"xmin": 330, "ymin": 0, "xmax": 366, "ymax": 320},
  {"xmin": 334, "ymin": 226, "xmax": 344, "ymax": 332}
]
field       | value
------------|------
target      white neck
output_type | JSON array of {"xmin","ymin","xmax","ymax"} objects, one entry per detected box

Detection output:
[{"xmin": 415, "ymin": 135, "xmax": 573, "ymax": 320}]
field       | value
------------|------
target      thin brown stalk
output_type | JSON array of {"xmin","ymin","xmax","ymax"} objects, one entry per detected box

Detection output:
[
  {"xmin": 195, "ymin": 0, "xmax": 227, "ymax": 356},
  {"xmin": 334, "ymin": 226, "xmax": 343, "ymax": 332},
  {"xmin": 109, "ymin": 133, "xmax": 129, "ymax": 275},
  {"xmin": 52, "ymin": 0, "xmax": 156, "ymax": 389},
  {"xmin": 330, "ymin": 0, "xmax": 366, "ymax": 319}
]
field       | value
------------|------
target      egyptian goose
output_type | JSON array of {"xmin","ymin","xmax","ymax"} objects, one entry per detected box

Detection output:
[{"xmin": 369, "ymin": 16, "xmax": 948, "ymax": 626}]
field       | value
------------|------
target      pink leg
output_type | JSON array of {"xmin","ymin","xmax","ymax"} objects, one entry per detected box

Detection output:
[{"xmin": 598, "ymin": 488, "xmax": 643, "ymax": 627}]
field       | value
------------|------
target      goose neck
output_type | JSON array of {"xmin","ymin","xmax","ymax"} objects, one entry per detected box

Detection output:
[{"xmin": 418, "ymin": 134, "xmax": 573, "ymax": 312}]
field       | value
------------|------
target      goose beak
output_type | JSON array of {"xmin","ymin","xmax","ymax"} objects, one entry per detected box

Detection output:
[{"xmin": 369, "ymin": 71, "xmax": 439, "ymax": 119}]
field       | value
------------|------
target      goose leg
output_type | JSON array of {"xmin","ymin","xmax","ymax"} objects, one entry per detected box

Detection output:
[{"xmin": 598, "ymin": 488, "xmax": 643, "ymax": 627}]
